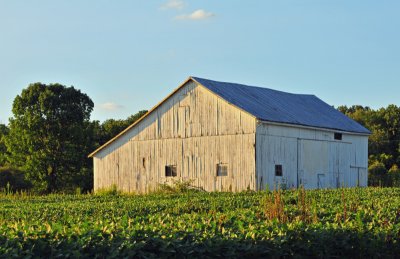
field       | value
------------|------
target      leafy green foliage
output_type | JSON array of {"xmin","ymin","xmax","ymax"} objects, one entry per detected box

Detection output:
[
  {"xmin": 389, "ymin": 165, "xmax": 400, "ymax": 187},
  {"xmin": 126, "ymin": 110, "xmax": 147, "ymax": 125},
  {"xmin": 0, "ymin": 167, "xmax": 32, "ymax": 192},
  {"xmin": 368, "ymin": 161, "xmax": 388, "ymax": 186},
  {"xmin": 0, "ymin": 124, "xmax": 9, "ymax": 166},
  {"xmin": 0, "ymin": 188, "xmax": 399, "ymax": 257},
  {"xmin": 157, "ymin": 179, "xmax": 201, "ymax": 194},
  {"xmin": 91, "ymin": 110, "xmax": 148, "ymax": 147},
  {"xmin": 4, "ymin": 83, "xmax": 94, "ymax": 193},
  {"xmin": 95, "ymin": 184, "xmax": 123, "ymax": 196},
  {"xmin": 339, "ymin": 105, "xmax": 400, "ymax": 186}
]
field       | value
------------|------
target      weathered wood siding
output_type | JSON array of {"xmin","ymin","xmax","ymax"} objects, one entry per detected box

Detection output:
[
  {"xmin": 93, "ymin": 80, "xmax": 256, "ymax": 193},
  {"xmin": 256, "ymin": 123, "xmax": 368, "ymax": 190}
]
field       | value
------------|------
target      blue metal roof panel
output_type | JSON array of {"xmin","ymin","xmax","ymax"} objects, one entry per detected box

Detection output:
[{"xmin": 192, "ymin": 77, "xmax": 371, "ymax": 134}]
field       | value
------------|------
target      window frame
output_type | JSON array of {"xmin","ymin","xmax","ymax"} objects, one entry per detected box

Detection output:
[
  {"xmin": 334, "ymin": 133, "xmax": 342, "ymax": 140},
  {"xmin": 275, "ymin": 164, "xmax": 283, "ymax": 177},
  {"xmin": 165, "ymin": 165, "xmax": 177, "ymax": 177},
  {"xmin": 216, "ymin": 163, "xmax": 228, "ymax": 177}
]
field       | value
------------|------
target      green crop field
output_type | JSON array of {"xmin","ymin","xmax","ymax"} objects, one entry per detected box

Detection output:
[{"xmin": 1, "ymin": 187, "xmax": 400, "ymax": 258}]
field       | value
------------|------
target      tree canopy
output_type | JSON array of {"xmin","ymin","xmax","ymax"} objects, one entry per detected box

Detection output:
[
  {"xmin": 4, "ymin": 83, "xmax": 94, "ymax": 193},
  {"xmin": 0, "ymin": 124, "xmax": 9, "ymax": 166},
  {"xmin": 93, "ymin": 110, "xmax": 147, "ymax": 147},
  {"xmin": 338, "ymin": 105, "xmax": 400, "ymax": 186}
]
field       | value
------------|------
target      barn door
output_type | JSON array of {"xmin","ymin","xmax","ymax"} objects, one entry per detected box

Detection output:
[
  {"xmin": 330, "ymin": 142, "xmax": 351, "ymax": 188},
  {"xmin": 298, "ymin": 139, "xmax": 351, "ymax": 189},
  {"xmin": 350, "ymin": 166, "xmax": 367, "ymax": 187},
  {"xmin": 297, "ymin": 139, "xmax": 329, "ymax": 189},
  {"xmin": 359, "ymin": 168, "xmax": 367, "ymax": 186}
]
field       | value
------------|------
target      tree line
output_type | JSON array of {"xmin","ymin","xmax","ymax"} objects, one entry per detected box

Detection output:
[
  {"xmin": 338, "ymin": 105, "xmax": 400, "ymax": 186},
  {"xmin": 0, "ymin": 83, "xmax": 399, "ymax": 193}
]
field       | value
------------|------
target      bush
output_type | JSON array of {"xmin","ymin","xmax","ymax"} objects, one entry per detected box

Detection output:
[
  {"xmin": 157, "ymin": 179, "xmax": 201, "ymax": 194},
  {"xmin": 95, "ymin": 184, "xmax": 123, "ymax": 196},
  {"xmin": 368, "ymin": 161, "xmax": 387, "ymax": 186},
  {"xmin": 0, "ymin": 167, "xmax": 32, "ymax": 192},
  {"xmin": 388, "ymin": 164, "xmax": 400, "ymax": 187}
]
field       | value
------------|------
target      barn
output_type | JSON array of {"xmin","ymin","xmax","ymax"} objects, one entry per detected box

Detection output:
[{"xmin": 88, "ymin": 77, "xmax": 370, "ymax": 193}]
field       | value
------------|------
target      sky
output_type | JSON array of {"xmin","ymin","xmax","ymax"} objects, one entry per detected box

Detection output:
[{"xmin": 0, "ymin": 0, "xmax": 399, "ymax": 124}]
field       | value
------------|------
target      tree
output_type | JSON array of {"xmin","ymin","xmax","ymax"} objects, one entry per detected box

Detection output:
[
  {"xmin": 101, "ymin": 119, "xmax": 129, "ymax": 141},
  {"xmin": 0, "ymin": 124, "xmax": 9, "ymax": 166},
  {"xmin": 126, "ymin": 110, "xmax": 147, "ymax": 125},
  {"xmin": 339, "ymin": 105, "xmax": 400, "ymax": 169},
  {"xmin": 0, "ymin": 167, "xmax": 32, "ymax": 191},
  {"xmin": 5, "ymin": 83, "xmax": 94, "ymax": 193}
]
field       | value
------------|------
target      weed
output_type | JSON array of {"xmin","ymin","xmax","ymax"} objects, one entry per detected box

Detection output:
[
  {"xmin": 157, "ymin": 179, "xmax": 200, "ymax": 194},
  {"xmin": 261, "ymin": 187, "xmax": 287, "ymax": 223}
]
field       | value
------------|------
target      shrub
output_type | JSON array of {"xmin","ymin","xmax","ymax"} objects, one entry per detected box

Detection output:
[
  {"xmin": 157, "ymin": 179, "xmax": 200, "ymax": 194},
  {"xmin": 388, "ymin": 164, "xmax": 400, "ymax": 187},
  {"xmin": 95, "ymin": 184, "xmax": 123, "ymax": 196},
  {"xmin": 368, "ymin": 161, "xmax": 387, "ymax": 186},
  {"xmin": 0, "ymin": 167, "xmax": 32, "ymax": 192}
]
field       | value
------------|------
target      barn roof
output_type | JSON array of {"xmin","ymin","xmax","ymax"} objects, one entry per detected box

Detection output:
[
  {"xmin": 89, "ymin": 76, "xmax": 370, "ymax": 157},
  {"xmin": 192, "ymin": 77, "xmax": 370, "ymax": 135}
]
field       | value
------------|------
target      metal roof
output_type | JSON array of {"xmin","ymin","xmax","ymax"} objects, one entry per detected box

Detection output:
[{"xmin": 192, "ymin": 77, "xmax": 371, "ymax": 134}]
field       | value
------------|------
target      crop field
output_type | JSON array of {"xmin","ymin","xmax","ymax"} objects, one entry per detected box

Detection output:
[{"xmin": 1, "ymin": 187, "xmax": 400, "ymax": 258}]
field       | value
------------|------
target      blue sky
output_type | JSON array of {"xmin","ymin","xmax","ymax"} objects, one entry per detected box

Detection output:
[{"xmin": 0, "ymin": 0, "xmax": 399, "ymax": 123}]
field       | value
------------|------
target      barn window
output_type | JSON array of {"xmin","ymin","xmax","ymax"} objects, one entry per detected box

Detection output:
[
  {"xmin": 275, "ymin": 165, "xmax": 283, "ymax": 177},
  {"xmin": 217, "ymin": 164, "xmax": 228, "ymax": 176},
  {"xmin": 165, "ymin": 165, "xmax": 177, "ymax": 177},
  {"xmin": 334, "ymin": 133, "xmax": 342, "ymax": 140}
]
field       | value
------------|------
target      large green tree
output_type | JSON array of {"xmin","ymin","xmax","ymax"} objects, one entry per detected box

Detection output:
[{"xmin": 5, "ymin": 83, "xmax": 94, "ymax": 193}]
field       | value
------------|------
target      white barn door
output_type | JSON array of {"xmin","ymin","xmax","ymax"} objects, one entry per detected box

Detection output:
[
  {"xmin": 298, "ymin": 139, "xmax": 328, "ymax": 189},
  {"xmin": 298, "ymin": 139, "xmax": 351, "ymax": 189}
]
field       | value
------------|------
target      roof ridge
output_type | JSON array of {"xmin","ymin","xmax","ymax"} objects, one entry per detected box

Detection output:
[{"xmin": 191, "ymin": 76, "xmax": 313, "ymax": 96}]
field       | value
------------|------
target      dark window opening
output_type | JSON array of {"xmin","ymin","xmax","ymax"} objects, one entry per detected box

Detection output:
[
  {"xmin": 217, "ymin": 164, "xmax": 228, "ymax": 176},
  {"xmin": 334, "ymin": 133, "xmax": 342, "ymax": 140},
  {"xmin": 275, "ymin": 165, "xmax": 283, "ymax": 177},
  {"xmin": 142, "ymin": 158, "xmax": 146, "ymax": 169},
  {"xmin": 165, "ymin": 165, "xmax": 177, "ymax": 177}
]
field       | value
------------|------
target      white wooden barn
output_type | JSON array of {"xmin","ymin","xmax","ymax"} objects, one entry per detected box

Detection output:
[{"xmin": 88, "ymin": 77, "xmax": 370, "ymax": 193}]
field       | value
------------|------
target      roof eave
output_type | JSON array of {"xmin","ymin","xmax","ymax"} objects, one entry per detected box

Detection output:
[
  {"xmin": 88, "ymin": 76, "xmax": 194, "ymax": 158},
  {"xmin": 257, "ymin": 119, "xmax": 371, "ymax": 136}
]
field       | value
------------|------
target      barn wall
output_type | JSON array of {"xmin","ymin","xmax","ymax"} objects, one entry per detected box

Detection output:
[
  {"xmin": 93, "ymin": 80, "xmax": 256, "ymax": 193},
  {"xmin": 256, "ymin": 123, "xmax": 368, "ymax": 190}
]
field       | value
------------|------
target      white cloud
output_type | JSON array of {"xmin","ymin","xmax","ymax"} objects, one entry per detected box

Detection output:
[
  {"xmin": 99, "ymin": 102, "xmax": 125, "ymax": 111},
  {"xmin": 174, "ymin": 9, "xmax": 215, "ymax": 20},
  {"xmin": 161, "ymin": 0, "xmax": 185, "ymax": 10}
]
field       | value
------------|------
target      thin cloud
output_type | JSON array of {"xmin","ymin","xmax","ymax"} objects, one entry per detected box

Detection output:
[
  {"xmin": 174, "ymin": 9, "xmax": 215, "ymax": 20},
  {"xmin": 160, "ymin": 0, "xmax": 185, "ymax": 10},
  {"xmin": 99, "ymin": 102, "xmax": 125, "ymax": 111}
]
